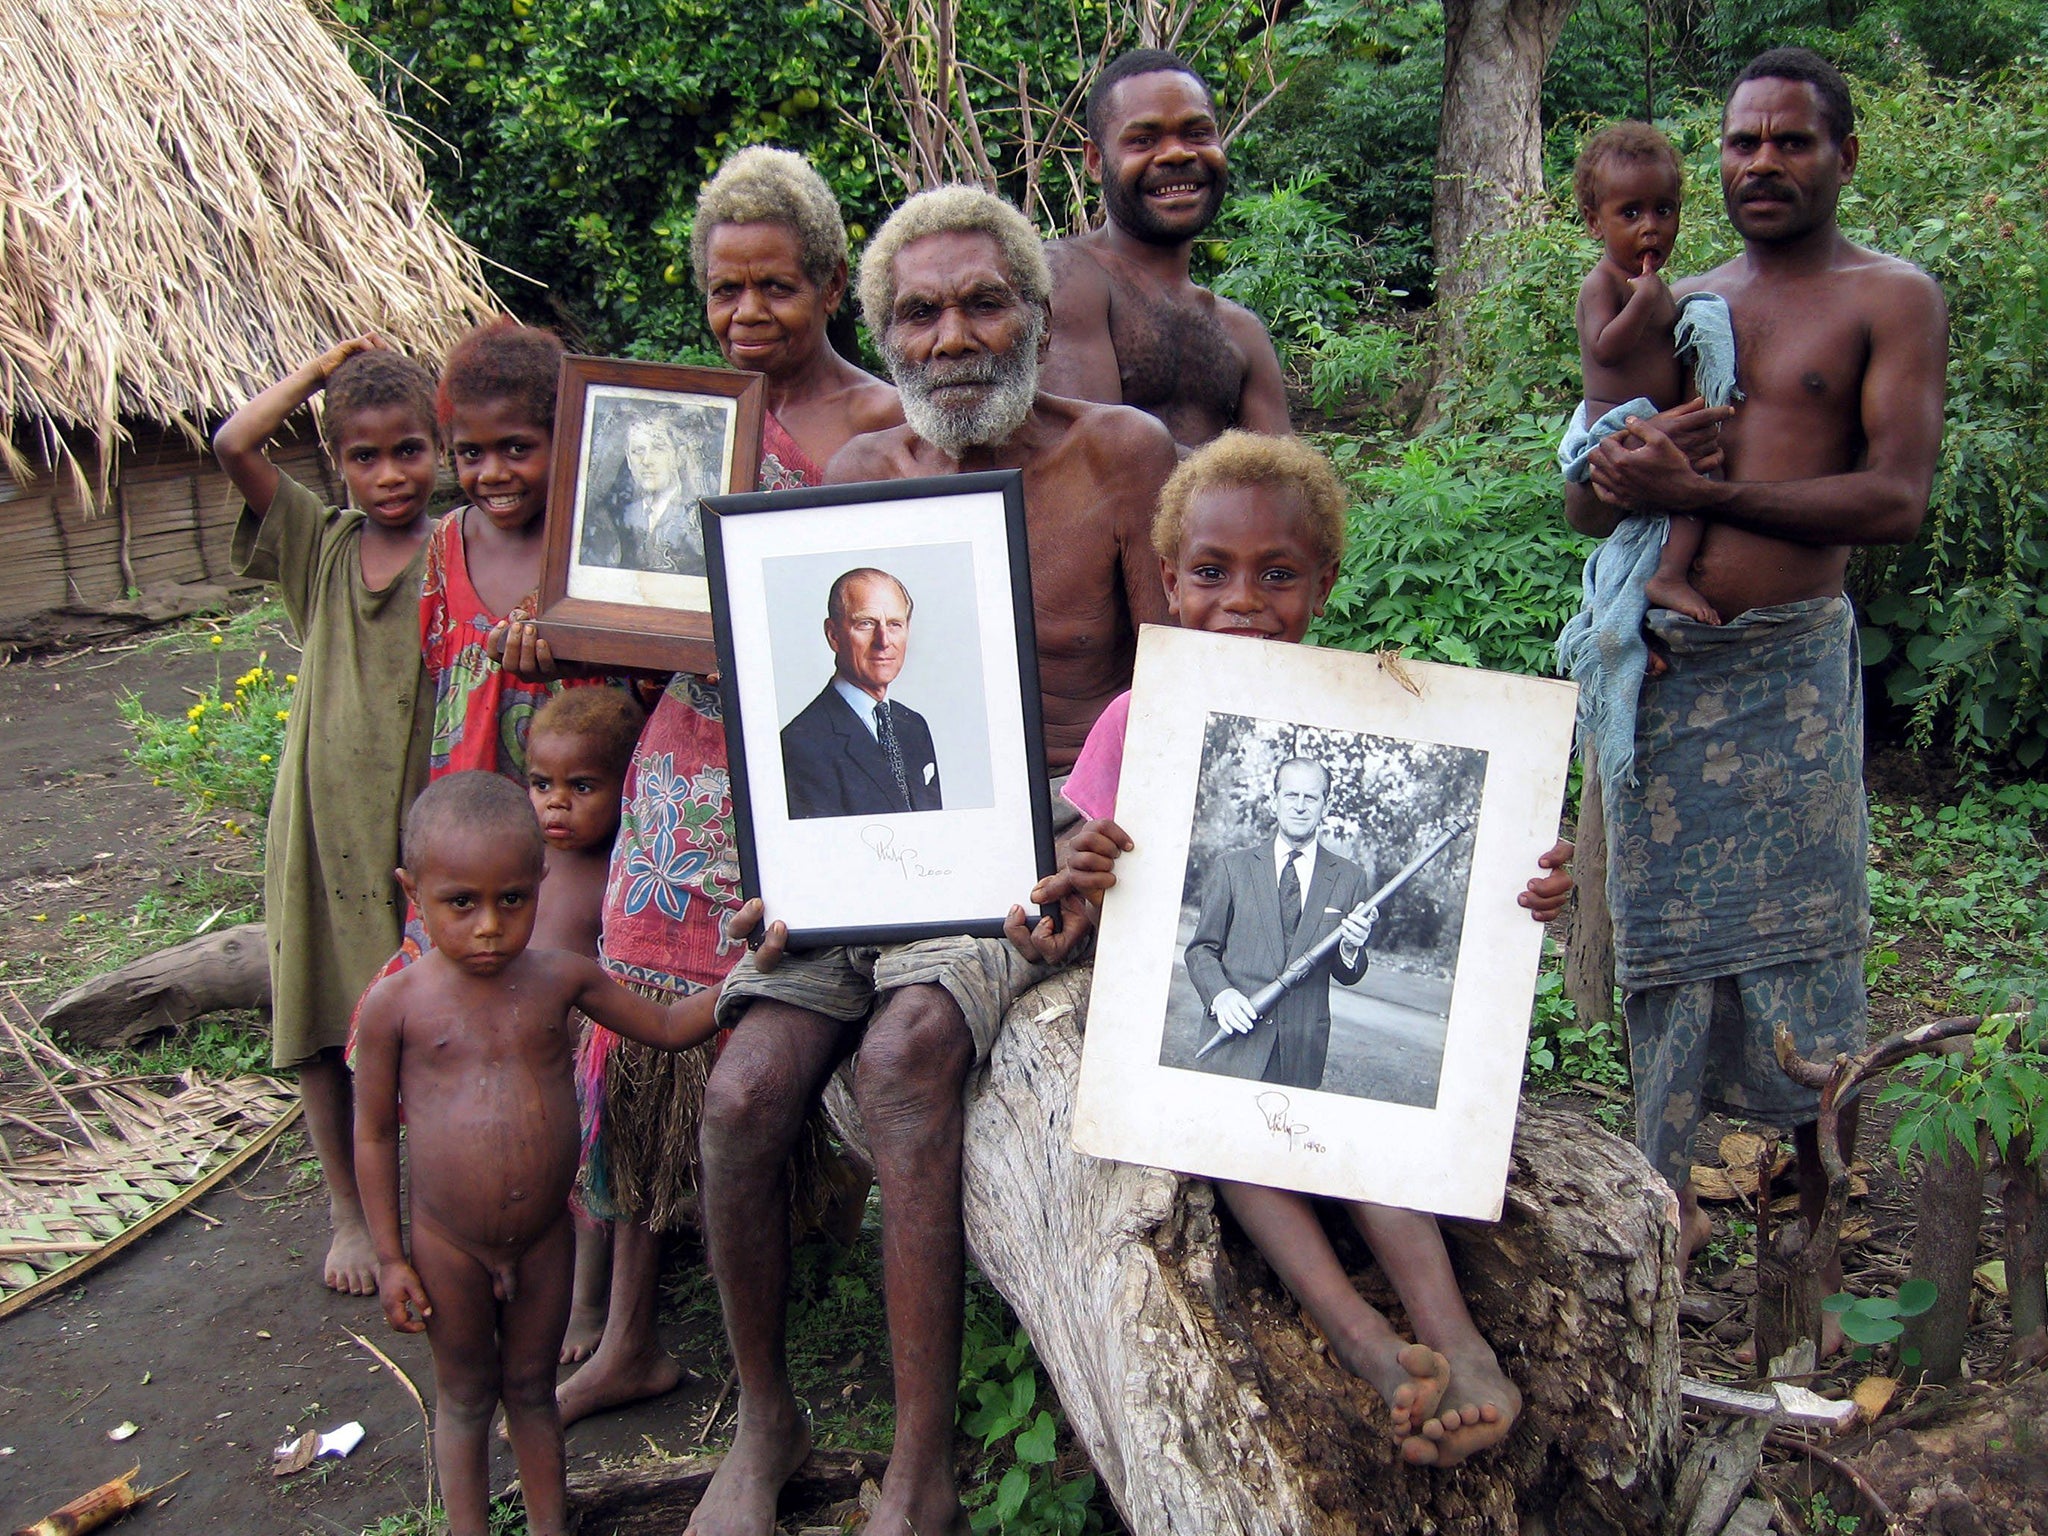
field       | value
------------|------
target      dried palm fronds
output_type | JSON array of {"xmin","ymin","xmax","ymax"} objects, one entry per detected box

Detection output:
[
  {"xmin": 0, "ymin": 0, "xmax": 500, "ymax": 494},
  {"xmin": 0, "ymin": 993, "xmax": 299, "ymax": 1317}
]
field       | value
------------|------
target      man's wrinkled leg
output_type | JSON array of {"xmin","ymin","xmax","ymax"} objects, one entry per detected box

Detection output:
[{"xmin": 856, "ymin": 983, "xmax": 976, "ymax": 1536}]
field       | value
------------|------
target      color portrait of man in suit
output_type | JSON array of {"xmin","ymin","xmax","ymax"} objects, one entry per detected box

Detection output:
[
  {"xmin": 781, "ymin": 567, "xmax": 945, "ymax": 820},
  {"xmin": 1183, "ymin": 756, "xmax": 1377, "ymax": 1090}
]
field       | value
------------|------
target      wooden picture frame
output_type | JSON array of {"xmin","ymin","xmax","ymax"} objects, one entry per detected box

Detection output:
[
  {"xmin": 703, "ymin": 470, "xmax": 1057, "ymax": 948},
  {"xmin": 535, "ymin": 355, "xmax": 764, "ymax": 674},
  {"xmin": 1074, "ymin": 627, "xmax": 1579, "ymax": 1220}
]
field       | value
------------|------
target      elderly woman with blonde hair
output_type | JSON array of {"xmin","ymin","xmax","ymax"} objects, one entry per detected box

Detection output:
[{"xmin": 540, "ymin": 146, "xmax": 901, "ymax": 1428}]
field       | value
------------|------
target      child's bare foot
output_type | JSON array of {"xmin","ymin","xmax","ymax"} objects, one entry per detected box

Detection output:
[
  {"xmin": 324, "ymin": 1206, "xmax": 379, "ymax": 1296},
  {"xmin": 555, "ymin": 1334, "xmax": 687, "ymax": 1429},
  {"xmin": 560, "ymin": 1301, "xmax": 604, "ymax": 1364},
  {"xmin": 1643, "ymin": 574, "xmax": 1721, "ymax": 626},
  {"xmin": 1403, "ymin": 1346, "xmax": 1521, "ymax": 1467},
  {"xmin": 1384, "ymin": 1343, "xmax": 1452, "ymax": 1442},
  {"xmin": 686, "ymin": 1394, "xmax": 812, "ymax": 1535},
  {"xmin": 865, "ymin": 1465, "xmax": 968, "ymax": 1536}
]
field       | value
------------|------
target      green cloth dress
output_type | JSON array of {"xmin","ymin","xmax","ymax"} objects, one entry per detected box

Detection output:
[{"xmin": 233, "ymin": 473, "xmax": 433, "ymax": 1068}]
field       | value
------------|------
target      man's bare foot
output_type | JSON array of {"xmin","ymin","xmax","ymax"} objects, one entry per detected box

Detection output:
[
  {"xmin": 560, "ymin": 1300, "xmax": 604, "ymax": 1364},
  {"xmin": 1402, "ymin": 1345, "xmax": 1521, "ymax": 1467},
  {"xmin": 865, "ymin": 1466, "xmax": 968, "ymax": 1536},
  {"xmin": 1678, "ymin": 1201, "xmax": 1713, "ymax": 1272},
  {"xmin": 324, "ymin": 1207, "xmax": 379, "ymax": 1296},
  {"xmin": 686, "ymin": 1396, "xmax": 812, "ymax": 1535},
  {"xmin": 1644, "ymin": 574, "xmax": 1721, "ymax": 626},
  {"xmin": 555, "ymin": 1335, "xmax": 687, "ymax": 1429}
]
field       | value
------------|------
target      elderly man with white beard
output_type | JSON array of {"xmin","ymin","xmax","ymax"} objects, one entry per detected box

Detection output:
[{"xmin": 689, "ymin": 186, "xmax": 1178, "ymax": 1536}]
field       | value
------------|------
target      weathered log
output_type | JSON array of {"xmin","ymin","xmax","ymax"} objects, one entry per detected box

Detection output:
[
  {"xmin": 565, "ymin": 1449, "xmax": 885, "ymax": 1535},
  {"xmin": 832, "ymin": 966, "xmax": 1683, "ymax": 1535},
  {"xmin": 39, "ymin": 923, "xmax": 269, "ymax": 1047},
  {"xmin": 1902, "ymin": 1136, "xmax": 1985, "ymax": 1384},
  {"xmin": 1564, "ymin": 753, "xmax": 1615, "ymax": 1027}
]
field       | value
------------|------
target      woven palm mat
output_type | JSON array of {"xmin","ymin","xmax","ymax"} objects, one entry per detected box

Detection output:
[{"xmin": 0, "ymin": 993, "xmax": 299, "ymax": 1318}]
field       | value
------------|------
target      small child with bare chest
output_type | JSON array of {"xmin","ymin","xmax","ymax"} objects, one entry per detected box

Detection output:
[
  {"xmin": 353, "ymin": 771, "xmax": 772, "ymax": 1536},
  {"xmin": 1572, "ymin": 122, "xmax": 1719, "ymax": 626},
  {"xmin": 524, "ymin": 687, "xmax": 648, "ymax": 1362}
]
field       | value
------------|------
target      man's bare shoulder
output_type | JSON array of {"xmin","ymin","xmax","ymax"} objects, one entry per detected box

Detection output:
[
  {"xmin": 1212, "ymin": 294, "xmax": 1276, "ymax": 349},
  {"xmin": 824, "ymin": 423, "xmax": 921, "ymax": 484},
  {"xmin": 1672, "ymin": 258, "xmax": 1744, "ymax": 299},
  {"xmin": 843, "ymin": 378, "xmax": 905, "ymax": 435},
  {"xmin": 1843, "ymin": 244, "xmax": 1945, "ymax": 305},
  {"xmin": 1052, "ymin": 395, "xmax": 1179, "ymax": 467},
  {"xmin": 1046, "ymin": 237, "xmax": 1113, "ymax": 314}
]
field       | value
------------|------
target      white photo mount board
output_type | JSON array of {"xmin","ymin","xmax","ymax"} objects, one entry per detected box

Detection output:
[{"xmin": 1072, "ymin": 626, "xmax": 1579, "ymax": 1221}]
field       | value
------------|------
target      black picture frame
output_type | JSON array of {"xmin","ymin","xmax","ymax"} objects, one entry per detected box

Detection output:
[{"xmin": 703, "ymin": 469, "xmax": 1055, "ymax": 948}]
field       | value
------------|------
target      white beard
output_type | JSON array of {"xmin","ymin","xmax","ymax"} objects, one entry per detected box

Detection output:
[{"xmin": 886, "ymin": 315, "xmax": 1042, "ymax": 458}]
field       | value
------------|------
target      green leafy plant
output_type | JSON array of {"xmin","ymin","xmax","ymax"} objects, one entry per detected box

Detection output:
[
  {"xmin": 1881, "ymin": 1005, "xmax": 2048, "ymax": 1171},
  {"xmin": 1797, "ymin": 1488, "xmax": 1861, "ymax": 1536},
  {"xmin": 1201, "ymin": 172, "xmax": 1374, "ymax": 351},
  {"xmin": 959, "ymin": 1288, "xmax": 1104, "ymax": 1536},
  {"xmin": 1823, "ymin": 1277, "xmax": 1938, "ymax": 1364},
  {"xmin": 119, "ymin": 654, "xmax": 293, "ymax": 845}
]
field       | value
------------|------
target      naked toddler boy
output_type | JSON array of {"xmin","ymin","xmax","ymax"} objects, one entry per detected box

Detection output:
[{"xmin": 352, "ymin": 771, "xmax": 768, "ymax": 1536}]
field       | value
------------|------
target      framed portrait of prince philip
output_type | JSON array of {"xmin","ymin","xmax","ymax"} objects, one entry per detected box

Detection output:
[
  {"xmin": 1073, "ymin": 627, "xmax": 1579, "ymax": 1221},
  {"xmin": 535, "ymin": 356, "xmax": 764, "ymax": 674},
  {"xmin": 703, "ymin": 469, "xmax": 1057, "ymax": 947}
]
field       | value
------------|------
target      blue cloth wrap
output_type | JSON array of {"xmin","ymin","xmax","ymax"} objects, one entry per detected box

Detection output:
[{"xmin": 1556, "ymin": 292, "xmax": 1742, "ymax": 787}]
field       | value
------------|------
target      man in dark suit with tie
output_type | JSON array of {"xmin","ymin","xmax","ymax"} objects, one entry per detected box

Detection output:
[
  {"xmin": 1184, "ymin": 756, "xmax": 1377, "ymax": 1090},
  {"xmin": 781, "ymin": 567, "xmax": 944, "ymax": 820}
]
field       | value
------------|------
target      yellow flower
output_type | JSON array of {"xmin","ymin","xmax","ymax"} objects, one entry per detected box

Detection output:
[
  {"xmin": 259, "ymin": 753, "xmax": 273, "ymax": 765},
  {"xmin": 30, "ymin": 913, "xmax": 47, "ymax": 922},
  {"xmin": 275, "ymin": 710, "xmax": 289, "ymax": 722},
  {"xmin": 187, "ymin": 702, "xmax": 206, "ymax": 720},
  {"xmin": 285, "ymin": 674, "xmax": 299, "ymax": 687},
  {"xmin": 187, "ymin": 724, "xmax": 201, "ymax": 737},
  {"xmin": 209, "ymin": 634, "xmax": 223, "ymax": 646}
]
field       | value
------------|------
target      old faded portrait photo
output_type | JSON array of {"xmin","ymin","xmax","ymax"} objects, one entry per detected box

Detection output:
[
  {"xmin": 573, "ymin": 385, "xmax": 733, "ymax": 578},
  {"xmin": 759, "ymin": 541, "xmax": 995, "ymax": 823},
  {"xmin": 1161, "ymin": 711, "xmax": 1484, "ymax": 1108}
]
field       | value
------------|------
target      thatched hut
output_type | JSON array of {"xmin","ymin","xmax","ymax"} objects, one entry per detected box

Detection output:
[{"xmin": 0, "ymin": 0, "xmax": 498, "ymax": 635}]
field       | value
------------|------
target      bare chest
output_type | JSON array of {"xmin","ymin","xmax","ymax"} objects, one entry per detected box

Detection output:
[
  {"xmin": 1105, "ymin": 273, "xmax": 1245, "ymax": 425},
  {"xmin": 1723, "ymin": 294, "xmax": 1872, "ymax": 475}
]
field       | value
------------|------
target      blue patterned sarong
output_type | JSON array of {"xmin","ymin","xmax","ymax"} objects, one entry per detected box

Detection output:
[{"xmin": 1606, "ymin": 596, "xmax": 1870, "ymax": 1183}]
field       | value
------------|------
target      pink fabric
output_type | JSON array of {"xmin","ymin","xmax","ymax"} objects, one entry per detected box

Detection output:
[{"xmin": 1061, "ymin": 689, "xmax": 1131, "ymax": 821}]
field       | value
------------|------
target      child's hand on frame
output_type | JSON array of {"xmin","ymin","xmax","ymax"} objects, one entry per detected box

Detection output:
[
  {"xmin": 1004, "ymin": 892, "xmax": 1094, "ymax": 965},
  {"xmin": 1045, "ymin": 818, "xmax": 1133, "ymax": 908},
  {"xmin": 485, "ymin": 619, "xmax": 559, "ymax": 683},
  {"xmin": 1518, "ymin": 839, "xmax": 1575, "ymax": 924},
  {"xmin": 726, "ymin": 898, "xmax": 787, "ymax": 972},
  {"xmin": 378, "ymin": 1259, "xmax": 432, "ymax": 1334}
]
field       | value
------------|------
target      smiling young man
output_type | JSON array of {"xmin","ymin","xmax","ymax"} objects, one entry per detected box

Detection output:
[
  {"xmin": 1566, "ymin": 48, "xmax": 1947, "ymax": 1325},
  {"xmin": 1043, "ymin": 48, "xmax": 1291, "ymax": 449}
]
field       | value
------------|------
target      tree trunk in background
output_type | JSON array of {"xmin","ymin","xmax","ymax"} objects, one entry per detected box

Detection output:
[
  {"xmin": 1433, "ymin": 0, "xmax": 1580, "ymax": 313},
  {"xmin": 1900, "ymin": 1139, "xmax": 1986, "ymax": 1384},
  {"xmin": 832, "ymin": 968, "xmax": 1684, "ymax": 1534}
]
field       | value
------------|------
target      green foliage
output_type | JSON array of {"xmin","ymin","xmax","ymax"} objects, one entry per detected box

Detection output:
[
  {"xmin": 1866, "ymin": 782, "xmax": 2048, "ymax": 1009},
  {"xmin": 1523, "ymin": 958, "xmax": 1629, "ymax": 1127},
  {"xmin": 119, "ymin": 655, "xmax": 292, "ymax": 845},
  {"xmin": 1200, "ymin": 172, "xmax": 1374, "ymax": 350},
  {"xmin": 1824, "ymin": 1277, "xmax": 1937, "ymax": 1362},
  {"xmin": 1309, "ymin": 422, "xmax": 1594, "ymax": 675},
  {"xmin": 1880, "ymin": 1004, "xmax": 2048, "ymax": 1170},
  {"xmin": 1796, "ymin": 1489, "xmax": 1862, "ymax": 1536},
  {"xmin": 960, "ymin": 1286, "xmax": 1105, "ymax": 1536}
]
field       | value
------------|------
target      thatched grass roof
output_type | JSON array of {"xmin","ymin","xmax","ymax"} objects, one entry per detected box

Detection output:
[{"xmin": 0, "ymin": 0, "xmax": 499, "ymax": 477}]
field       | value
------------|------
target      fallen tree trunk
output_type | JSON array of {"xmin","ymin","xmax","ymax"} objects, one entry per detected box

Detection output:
[
  {"xmin": 836, "ymin": 966, "xmax": 1684, "ymax": 1535},
  {"xmin": 39, "ymin": 923, "xmax": 269, "ymax": 1048}
]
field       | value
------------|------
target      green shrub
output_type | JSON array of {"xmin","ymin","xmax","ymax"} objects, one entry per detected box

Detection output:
[
  {"xmin": 1310, "ymin": 420, "xmax": 1594, "ymax": 675},
  {"xmin": 119, "ymin": 654, "xmax": 292, "ymax": 845}
]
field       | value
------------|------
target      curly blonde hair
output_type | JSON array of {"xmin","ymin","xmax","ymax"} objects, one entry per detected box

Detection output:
[
  {"xmin": 1151, "ymin": 431, "xmax": 1348, "ymax": 569},
  {"xmin": 856, "ymin": 186, "xmax": 1051, "ymax": 337},
  {"xmin": 690, "ymin": 147, "xmax": 850, "ymax": 294}
]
